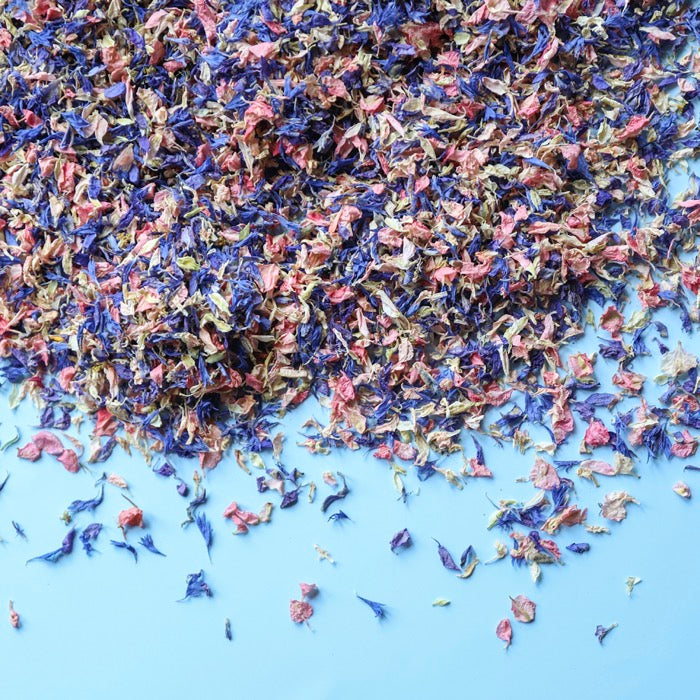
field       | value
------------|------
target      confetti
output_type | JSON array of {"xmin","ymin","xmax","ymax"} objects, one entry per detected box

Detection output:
[
  {"xmin": 290, "ymin": 599, "xmax": 313, "ymax": 625},
  {"xmin": 67, "ymin": 486, "xmax": 104, "ymax": 515},
  {"xmin": 327, "ymin": 510, "xmax": 351, "ymax": 522},
  {"xmin": 510, "ymin": 595, "xmax": 537, "ymax": 624},
  {"xmin": 80, "ymin": 524, "xmax": 103, "ymax": 556},
  {"xmin": 314, "ymin": 545, "xmax": 335, "ymax": 565},
  {"xmin": 17, "ymin": 432, "xmax": 79, "ymax": 473},
  {"xmin": 390, "ymin": 528, "xmax": 412, "ymax": 554},
  {"xmin": 27, "ymin": 528, "xmax": 76, "ymax": 564},
  {"xmin": 457, "ymin": 546, "xmax": 479, "ymax": 579},
  {"xmin": 356, "ymin": 594, "xmax": 387, "ymax": 620},
  {"xmin": 0, "ymin": 0, "xmax": 699, "ymax": 647},
  {"xmin": 195, "ymin": 512, "xmax": 213, "ymax": 558},
  {"xmin": 320, "ymin": 473, "xmax": 350, "ymax": 513},
  {"xmin": 300, "ymin": 583, "xmax": 319, "ymax": 600},
  {"xmin": 595, "ymin": 623, "xmax": 618, "ymax": 645},
  {"xmin": 9, "ymin": 601, "xmax": 20, "ymax": 630},
  {"xmin": 626, "ymin": 577, "xmax": 642, "ymax": 597},
  {"xmin": 672, "ymin": 481, "xmax": 692, "ymax": 499},
  {"xmin": 600, "ymin": 492, "xmax": 639, "ymax": 522},
  {"xmin": 433, "ymin": 539, "xmax": 460, "ymax": 572},
  {"xmin": 118, "ymin": 506, "xmax": 144, "ymax": 531},
  {"xmin": 111, "ymin": 540, "xmax": 138, "ymax": 562},
  {"xmin": 496, "ymin": 619, "xmax": 512, "ymax": 650},
  {"xmin": 179, "ymin": 571, "xmax": 212, "ymax": 602},
  {"xmin": 139, "ymin": 534, "xmax": 166, "ymax": 557},
  {"xmin": 484, "ymin": 542, "xmax": 508, "ymax": 565}
]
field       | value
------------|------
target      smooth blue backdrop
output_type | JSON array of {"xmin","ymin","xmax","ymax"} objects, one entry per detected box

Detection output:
[{"xmin": 1, "ymin": 181, "xmax": 699, "ymax": 700}]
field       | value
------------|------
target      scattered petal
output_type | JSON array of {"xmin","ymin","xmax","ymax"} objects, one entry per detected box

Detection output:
[
  {"xmin": 673, "ymin": 481, "xmax": 692, "ymax": 499},
  {"xmin": 290, "ymin": 599, "xmax": 313, "ymax": 624},
  {"xmin": 496, "ymin": 618, "xmax": 512, "ymax": 649},
  {"xmin": 626, "ymin": 577, "xmax": 642, "ymax": 596},
  {"xmin": 595, "ymin": 623, "xmax": 618, "ymax": 644},
  {"xmin": 356, "ymin": 594, "xmax": 387, "ymax": 619},
  {"xmin": 390, "ymin": 528, "xmax": 412, "ymax": 554},
  {"xmin": 510, "ymin": 595, "xmax": 536, "ymax": 623}
]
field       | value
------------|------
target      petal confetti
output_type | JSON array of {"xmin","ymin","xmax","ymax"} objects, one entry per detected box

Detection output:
[
  {"xmin": 9, "ymin": 601, "xmax": 20, "ymax": 630},
  {"xmin": 672, "ymin": 481, "xmax": 692, "ymax": 499},
  {"xmin": 179, "ymin": 571, "xmax": 212, "ymax": 602},
  {"xmin": 595, "ymin": 623, "xmax": 618, "ymax": 645},
  {"xmin": 356, "ymin": 594, "xmax": 387, "ymax": 620},
  {"xmin": 496, "ymin": 619, "xmax": 512, "ymax": 650},
  {"xmin": 433, "ymin": 539, "xmax": 460, "ymax": 572},
  {"xmin": 0, "ymin": 0, "xmax": 698, "ymax": 646},
  {"xmin": 510, "ymin": 595, "xmax": 537, "ymax": 624},
  {"xmin": 390, "ymin": 528, "xmax": 412, "ymax": 554},
  {"xmin": 626, "ymin": 577, "xmax": 642, "ymax": 597},
  {"xmin": 290, "ymin": 599, "xmax": 314, "ymax": 625}
]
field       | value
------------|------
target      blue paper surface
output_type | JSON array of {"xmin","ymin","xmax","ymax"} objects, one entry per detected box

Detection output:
[{"xmin": 1, "ymin": 337, "xmax": 698, "ymax": 700}]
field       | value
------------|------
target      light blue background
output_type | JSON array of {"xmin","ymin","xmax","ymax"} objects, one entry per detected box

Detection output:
[
  {"xmin": 1, "ymin": 316, "xmax": 698, "ymax": 699},
  {"xmin": 1, "ymin": 183, "xmax": 699, "ymax": 700}
]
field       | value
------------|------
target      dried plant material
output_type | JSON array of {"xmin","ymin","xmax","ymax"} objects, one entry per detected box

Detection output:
[
  {"xmin": 390, "ymin": 529, "xmax": 412, "ymax": 554},
  {"xmin": 457, "ymin": 546, "xmax": 479, "ymax": 579},
  {"xmin": 626, "ymin": 577, "xmax": 642, "ymax": 597},
  {"xmin": 433, "ymin": 539, "xmax": 460, "ymax": 572},
  {"xmin": 510, "ymin": 595, "xmax": 536, "ymax": 623},
  {"xmin": 9, "ymin": 601, "xmax": 20, "ymax": 629},
  {"xmin": 600, "ymin": 492, "xmax": 638, "ymax": 522},
  {"xmin": 314, "ymin": 545, "xmax": 334, "ymax": 565},
  {"xmin": 485, "ymin": 542, "xmax": 509, "ymax": 565},
  {"xmin": 0, "ymin": 0, "xmax": 697, "ymax": 648},
  {"xmin": 356, "ymin": 594, "xmax": 387, "ymax": 619},
  {"xmin": 595, "ymin": 623, "xmax": 618, "ymax": 645},
  {"xmin": 658, "ymin": 343, "xmax": 698, "ymax": 381},
  {"xmin": 673, "ymin": 481, "xmax": 692, "ymax": 499},
  {"xmin": 290, "ymin": 599, "xmax": 313, "ymax": 624},
  {"xmin": 496, "ymin": 619, "xmax": 512, "ymax": 649}
]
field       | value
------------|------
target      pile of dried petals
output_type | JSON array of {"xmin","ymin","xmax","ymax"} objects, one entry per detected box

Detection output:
[{"xmin": 1, "ymin": 0, "xmax": 700, "ymax": 641}]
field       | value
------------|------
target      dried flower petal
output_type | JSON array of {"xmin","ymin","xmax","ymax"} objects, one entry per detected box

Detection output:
[
  {"xmin": 600, "ymin": 492, "xmax": 638, "ymax": 522},
  {"xmin": 290, "ymin": 599, "xmax": 314, "ymax": 624},
  {"xmin": 496, "ymin": 618, "xmax": 512, "ymax": 649},
  {"xmin": 626, "ymin": 577, "xmax": 642, "ymax": 597},
  {"xmin": 390, "ymin": 528, "xmax": 412, "ymax": 554},
  {"xmin": 356, "ymin": 594, "xmax": 387, "ymax": 619},
  {"xmin": 510, "ymin": 595, "xmax": 536, "ymax": 623},
  {"xmin": 300, "ymin": 583, "xmax": 318, "ymax": 599},
  {"xmin": 9, "ymin": 601, "xmax": 19, "ymax": 629},
  {"xmin": 118, "ymin": 506, "xmax": 144, "ymax": 529},
  {"xmin": 673, "ymin": 481, "xmax": 692, "ymax": 499},
  {"xmin": 433, "ymin": 539, "xmax": 460, "ymax": 572},
  {"xmin": 595, "ymin": 623, "xmax": 618, "ymax": 645}
]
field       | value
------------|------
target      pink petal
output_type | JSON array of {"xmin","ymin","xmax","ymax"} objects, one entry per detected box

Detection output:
[
  {"xmin": 199, "ymin": 450, "xmax": 222, "ymax": 470},
  {"xmin": 510, "ymin": 595, "xmax": 536, "ymax": 623},
  {"xmin": 118, "ymin": 506, "xmax": 144, "ymax": 528},
  {"xmin": 56, "ymin": 449, "xmax": 80, "ymax": 473},
  {"xmin": 530, "ymin": 457, "xmax": 560, "ymax": 490},
  {"xmin": 584, "ymin": 420, "xmax": 610, "ymax": 448},
  {"xmin": 300, "ymin": 583, "xmax": 318, "ymax": 599},
  {"xmin": 496, "ymin": 618, "xmax": 512, "ymax": 648},
  {"xmin": 17, "ymin": 442, "xmax": 42, "ymax": 461},
  {"xmin": 33, "ymin": 431, "xmax": 65, "ymax": 456},
  {"xmin": 289, "ymin": 599, "xmax": 313, "ymax": 623}
]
